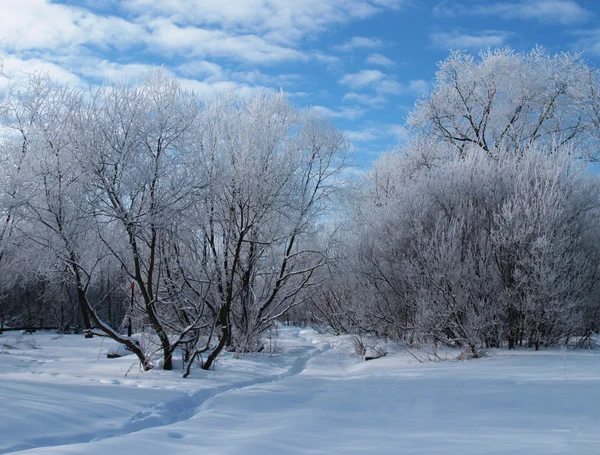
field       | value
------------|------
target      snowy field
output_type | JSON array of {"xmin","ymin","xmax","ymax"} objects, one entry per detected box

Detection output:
[{"xmin": 1, "ymin": 327, "xmax": 600, "ymax": 454}]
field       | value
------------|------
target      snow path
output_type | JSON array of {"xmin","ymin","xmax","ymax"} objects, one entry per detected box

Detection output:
[
  {"xmin": 114, "ymin": 327, "xmax": 331, "ymax": 440},
  {"xmin": 2, "ymin": 328, "xmax": 600, "ymax": 454},
  {"xmin": 0, "ymin": 327, "xmax": 328, "ymax": 454}
]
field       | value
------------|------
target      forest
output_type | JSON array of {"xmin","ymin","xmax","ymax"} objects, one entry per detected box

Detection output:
[{"xmin": 2, "ymin": 47, "xmax": 600, "ymax": 373}]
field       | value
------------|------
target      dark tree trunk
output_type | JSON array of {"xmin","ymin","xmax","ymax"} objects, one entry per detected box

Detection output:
[
  {"xmin": 202, "ymin": 308, "xmax": 230, "ymax": 371},
  {"xmin": 77, "ymin": 287, "xmax": 93, "ymax": 332}
]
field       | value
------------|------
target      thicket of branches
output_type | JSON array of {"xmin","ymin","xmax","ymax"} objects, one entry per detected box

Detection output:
[
  {"xmin": 308, "ymin": 48, "xmax": 600, "ymax": 354},
  {"xmin": 309, "ymin": 146, "xmax": 600, "ymax": 354},
  {"xmin": 0, "ymin": 68, "xmax": 347, "ymax": 372}
]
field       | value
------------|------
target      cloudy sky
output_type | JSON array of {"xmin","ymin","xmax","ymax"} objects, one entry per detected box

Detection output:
[{"xmin": 2, "ymin": 0, "xmax": 600, "ymax": 165}]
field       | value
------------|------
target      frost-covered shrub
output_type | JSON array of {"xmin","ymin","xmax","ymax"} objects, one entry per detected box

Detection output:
[{"xmin": 320, "ymin": 145, "xmax": 600, "ymax": 352}]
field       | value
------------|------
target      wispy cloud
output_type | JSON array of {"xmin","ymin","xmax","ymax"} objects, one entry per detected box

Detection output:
[
  {"xmin": 365, "ymin": 53, "xmax": 396, "ymax": 67},
  {"xmin": 0, "ymin": 54, "xmax": 272, "ymax": 100},
  {"xmin": 123, "ymin": 0, "xmax": 408, "ymax": 45},
  {"xmin": 572, "ymin": 27, "xmax": 600, "ymax": 56},
  {"xmin": 430, "ymin": 30, "xmax": 512, "ymax": 50},
  {"xmin": 309, "ymin": 105, "xmax": 366, "ymax": 120},
  {"xmin": 344, "ymin": 123, "xmax": 406, "ymax": 147},
  {"xmin": 343, "ymin": 92, "xmax": 389, "ymax": 107},
  {"xmin": 340, "ymin": 69, "xmax": 387, "ymax": 88},
  {"xmin": 345, "ymin": 129, "xmax": 381, "ymax": 143},
  {"xmin": 407, "ymin": 79, "xmax": 429, "ymax": 95},
  {"xmin": 231, "ymin": 70, "xmax": 303, "ymax": 87},
  {"xmin": 334, "ymin": 36, "xmax": 384, "ymax": 52},
  {"xmin": 340, "ymin": 70, "xmax": 427, "ymax": 96},
  {"xmin": 177, "ymin": 61, "xmax": 224, "ymax": 79},
  {"xmin": 434, "ymin": 0, "xmax": 591, "ymax": 25},
  {"xmin": 0, "ymin": 0, "xmax": 407, "ymax": 87},
  {"xmin": 145, "ymin": 19, "xmax": 306, "ymax": 64}
]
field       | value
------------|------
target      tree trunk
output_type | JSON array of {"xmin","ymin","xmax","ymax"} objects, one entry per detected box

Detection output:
[
  {"xmin": 77, "ymin": 287, "xmax": 92, "ymax": 331},
  {"xmin": 202, "ymin": 308, "xmax": 230, "ymax": 371}
]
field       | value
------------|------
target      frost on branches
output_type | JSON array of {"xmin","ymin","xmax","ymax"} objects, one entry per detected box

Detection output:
[
  {"xmin": 0, "ymin": 68, "xmax": 348, "ymax": 373},
  {"xmin": 3, "ymin": 46, "xmax": 600, "ymax": 371},
  {"xmin": 308, "ymin": 47, "xmax": 600, "ymax": 355}
]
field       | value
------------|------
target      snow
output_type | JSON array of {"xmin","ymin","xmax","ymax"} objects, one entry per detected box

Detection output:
[{"xmin": 1, "ymin": 328, "xmax": 600, "ymax": 454}]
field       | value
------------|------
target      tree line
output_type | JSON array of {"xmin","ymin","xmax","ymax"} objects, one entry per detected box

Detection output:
[{"xmin": 1, "ymin": 47, "xmax": 600, "ymax": 373}]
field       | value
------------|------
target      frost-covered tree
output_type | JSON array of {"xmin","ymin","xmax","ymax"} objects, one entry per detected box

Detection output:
[
  {"xmin": 308, "ymin": 47, "xmax": 600, "ymax": 353},
  {"xmin": 70, "ymin": 70, "xmax": 209, "ymax": 370},
  {"xmin": 185, "ymin": 93, "xmax": 348, "ymax": 369},
  {"xmin": 408, "ymin": 47, "xmax": 598, "ymax": 158},
  {"xmin": 0, "ymin": 66, "xmax": 349, "ymax": 373}
]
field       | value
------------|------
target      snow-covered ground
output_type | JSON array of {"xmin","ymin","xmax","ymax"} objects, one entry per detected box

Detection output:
[{"xmin": 1, "ymin": 327, "xmax": 599, "ymax": 454}]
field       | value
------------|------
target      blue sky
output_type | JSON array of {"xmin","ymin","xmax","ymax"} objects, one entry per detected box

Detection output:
[{"xmin": 2, "ymin": 0, "xmax": 600, "ymax": 166}]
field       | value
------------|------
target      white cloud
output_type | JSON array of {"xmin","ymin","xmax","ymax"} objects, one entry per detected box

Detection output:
[
  {"xmin": 0, "ymin": 55, "xmax": 264, "ymax": 101},
  {"xmin": 340, "ymin": 70, "xmax": 423, "ymax": 96},
  {"xmin": 1, "ymin": 56, "xmax": 84, "ymax": 87},
  {"xmin": 344, "ymin": 123, "xmax": 403, "ymax": 143},
  {"xmin": 334, "ymin": 36, "xmax": 384, "ymax": 52},
  {"xmin": 343, "ymin": 92, "xmax": 389, "ymax": 107},
  {"xmin": 310, "ymin": 52, "xmax": 343, "ymax": 71},
  {"xmin": 81, "ymin": 61, "xmax": 160, "ymax": 85},
  {"xmin": 572, "ymin": 28, "xmax": 600, "ymax": 56},
  {"xmin": 430, "ymin": 30, "xmax": 511, "ymax": 50},
  {"xmin": 122, "ymin": 0, "xmax": 407, "ymax": 45},
  {"xmin": 230, "ymin": 70, "xmax": 303, "ymax": 87},
  {"xmin": 0, "ymin": 0, "xmax": 411, "ymax": 161},
  {"xmin": 408, "ymin": 79, "xmax": 429, "ymax": 95},
  {"xmin": 37, "ymin": 54, "xmax": 158, "ymax": 85},
  {"xmin": 310, "ymin": 105, "xmax": 366, "ymax": 120},
  {"xmin": 345, "ymin": 129, "xmax": 380, "ymax": 142},
  {"xmin": 434, "ymin": 0, "xmax": 590, "ymax": 25},
  {"xmin": 340, "ymin": 70, "xmax": 386, "ymax": 88},
  {"xmin": 174, "ymin": 62, "xmax": 303, "ymax": 92},
  {"xmin": 177, "ymin": 61, "xmax": 223, "ymax": 79},
  {"xmin": 365, "ymin": 53, "xmax": 396, "ymax": 67},
  {"xmin": 145, "ymin": 19, "xmax": 306, "ymax": 64},
  {"xmin": 287, "ymin": 91, "xmax": 310, "ymax": 99},
  {"xmin": 0, "ymin": 0, "xmax": 145, "ymax": 53},
  {"xmin": 0, "ymin": 0, "xmax": 407, "ymax": 82}
]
